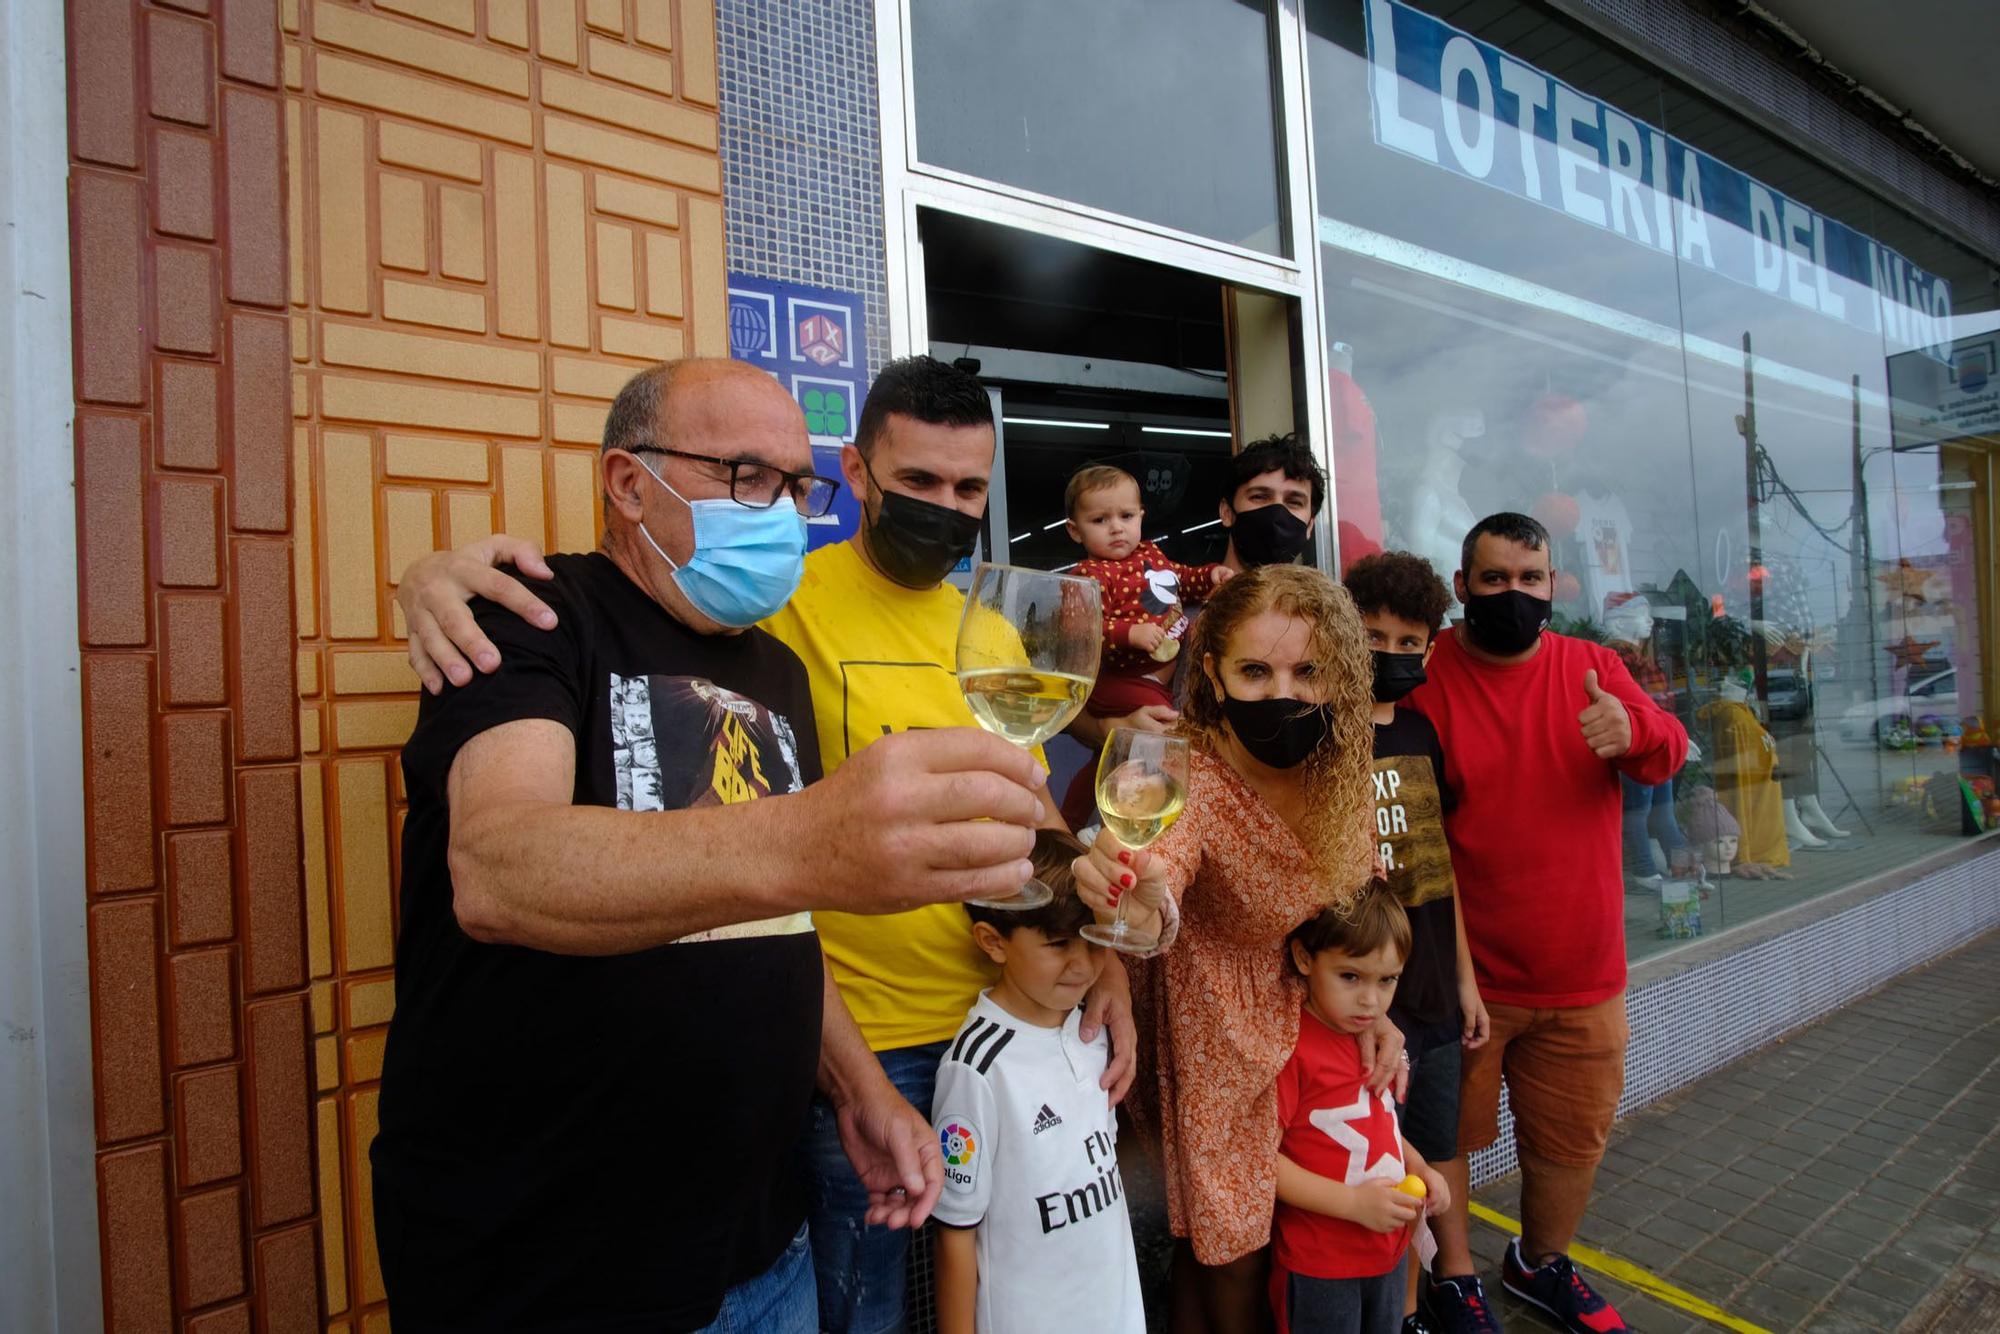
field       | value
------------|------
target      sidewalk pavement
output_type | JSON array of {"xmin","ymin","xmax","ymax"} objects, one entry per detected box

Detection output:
[{"xmin": 1464, "ymin": 927, "xmax": 2000, "ymax": 1333}]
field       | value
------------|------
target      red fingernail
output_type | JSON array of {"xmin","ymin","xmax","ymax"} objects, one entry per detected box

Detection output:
[
  {"xmin": 1117, "ymin": 850, "xmax": 1132, "ymax": 865},
  {"xmin": 1120, "ymin": 872, "xmax": 1134, "ymax": 888}
]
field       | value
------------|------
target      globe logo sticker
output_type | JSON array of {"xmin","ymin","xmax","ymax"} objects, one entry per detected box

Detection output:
[
  {"xmin": 940, "ymin": 1122, "xmax": 976, "ymax": 1166},
  {"xmin": 728, "ymin": 300, "xmax": 772, "ymax": 359}
]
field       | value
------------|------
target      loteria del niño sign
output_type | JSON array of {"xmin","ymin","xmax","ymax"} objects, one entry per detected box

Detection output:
[{"xmin": 1364, "ymin": 0, "xmax": 1953, "ymax": 359}]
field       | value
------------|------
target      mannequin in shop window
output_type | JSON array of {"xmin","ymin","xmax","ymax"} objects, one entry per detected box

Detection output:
[
  {"xmin": 1684, "ymin": 784, "xmax": 1741, "ymax": 879},
  {"xmin": 1695, "ymin": 669, "xmax": 1794, "ymax": 879},
  {"xmin": 1401, "ymin": 411, "xmax": 1481, "ymax": 587},
  {"xmin": 1602, "ymin": 594, "xmax": 1698, "ymax": 887},
  {"xmin": 1770, "ymin": 661, "xmax": 1851, "ymax": 847}
]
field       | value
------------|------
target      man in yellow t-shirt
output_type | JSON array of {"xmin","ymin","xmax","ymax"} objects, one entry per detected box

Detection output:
[{"xmin": 394, "ymin": 356, "xmax": 1138, "ymax": 1334}]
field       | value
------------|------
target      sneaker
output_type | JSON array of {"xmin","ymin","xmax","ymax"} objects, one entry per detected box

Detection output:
[
  {"xmin": 1425, "ymin": 1273, "xmax": 1503, "ymax": 1333},
  {"xmin": 1500, "ymin": 1239, "xmax": 1629, "ymax": 1333},
  {"xmin": 1402, "ymin": 1313, "xmax": 1440, "ymax": 1334}
]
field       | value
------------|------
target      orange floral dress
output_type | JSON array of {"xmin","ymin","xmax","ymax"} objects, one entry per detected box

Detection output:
[{"xmin": 1135, "ymin": 748, "xmax": 1349, "ymax": 1265}]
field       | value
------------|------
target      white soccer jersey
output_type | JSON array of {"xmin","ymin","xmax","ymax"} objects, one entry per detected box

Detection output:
[{"xmin": 930, "ymin": 992, "xmax": 1145, "ymax": 1334}]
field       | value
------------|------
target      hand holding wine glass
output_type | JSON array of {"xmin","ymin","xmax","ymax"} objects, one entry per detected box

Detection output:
[
  {"xmin": 955, "ymin": 563, "xmax": 1102, "ymax": 909},
  {"xmin": 1079, "ymin": 728, "xmax": 1187, "ymax": 954}
]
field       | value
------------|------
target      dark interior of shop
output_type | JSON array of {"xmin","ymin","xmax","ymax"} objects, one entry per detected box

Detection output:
[{"xmin": 918, "ymin": 209, "xmax": 1246, "ymax": 570}]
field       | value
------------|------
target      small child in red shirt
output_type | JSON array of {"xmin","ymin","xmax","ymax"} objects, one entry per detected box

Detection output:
[
  {"xmin": 1065, "ymin": 464, "xmax": 1232, "ymax": 717},
  {"xmin": 1273, "ymin": 887, "xmax": 1450, "ymax": 1334}
]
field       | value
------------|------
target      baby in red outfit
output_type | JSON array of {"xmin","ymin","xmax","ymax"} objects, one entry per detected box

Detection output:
[{"xmin": 1065, "ymin": 464, "xmax": 1233, "ymax": 716}]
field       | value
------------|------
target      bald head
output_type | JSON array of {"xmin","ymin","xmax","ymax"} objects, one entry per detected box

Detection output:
[{"xmin": 601, "ymin": 357, "xmax": 802, "ymax": 460}]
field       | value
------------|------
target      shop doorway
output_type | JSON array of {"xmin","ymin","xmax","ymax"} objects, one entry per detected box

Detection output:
[
  {"xmin": 920, "ymin": 208, "xmax": 1235, "ymax": 573},
  {"xmin": 912, "ymin": 206, "xmax": 1308, "ymax": 792}
]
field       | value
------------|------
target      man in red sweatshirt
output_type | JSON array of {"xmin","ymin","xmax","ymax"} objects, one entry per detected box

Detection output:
[{"xmin": 1406, "ymin": 513, "xmax": 1687, "ymax": 1334}]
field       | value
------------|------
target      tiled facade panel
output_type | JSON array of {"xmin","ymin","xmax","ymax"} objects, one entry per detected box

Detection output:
[
  {"xmin": 67, "ymin": 1, "xmax": 317, "ymax": 1330},
  {"xmin": 282, "ymin": 1, "xmax": 728, "ymax": 1327},
  {"xmin": 71, "ymin": 0, "xmax": 730, "ymax": 1326},
  {"xmin": 718, "ymin": 0, "xmax": 887, "ymax": 381}
]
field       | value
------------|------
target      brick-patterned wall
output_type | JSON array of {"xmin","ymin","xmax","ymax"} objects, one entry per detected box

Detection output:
[
  {"xmin": 67, "ymin": 0, "xmax": 321, "ymax": 1328},
  {"xmin": 279, "ymin": 1, "xmax": 727, "ymax": 1329},
  {"xmin": 68, "ymin": 0, "xmax": 728, "ymax": 1327}
]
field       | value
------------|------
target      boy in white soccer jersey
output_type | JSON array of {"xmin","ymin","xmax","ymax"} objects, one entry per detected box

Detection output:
[{"xmin": 930, "ymin": 830, "xmax": 1146, "ymax": 1334}]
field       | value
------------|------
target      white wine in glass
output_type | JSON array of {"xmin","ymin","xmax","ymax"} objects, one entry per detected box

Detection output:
[
  {"xmin": 955, "ymin": 563, "xmax": 1102, "ymax": 909},
  {"xmin": 1081, "ymin": 729, "xmax": 1189, "ymax": 953}
]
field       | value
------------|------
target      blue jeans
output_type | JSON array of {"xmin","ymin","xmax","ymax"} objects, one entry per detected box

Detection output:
[
  {"xmin": 692, "ymin": 1223, "xmax": 815, "ymax": 1334},
  {"xmin": 1620, "ymin": 774, "xmax": 1687, "ymax": 877},
  {"xmin": 804, "ymin": 1039, "xmax": 950, "ymax": 1334}
]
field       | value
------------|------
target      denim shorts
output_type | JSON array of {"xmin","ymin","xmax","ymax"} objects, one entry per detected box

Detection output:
[{"xmin": 1399, "ymin": 1026, "xmax": 1463, "ymax": 1164}]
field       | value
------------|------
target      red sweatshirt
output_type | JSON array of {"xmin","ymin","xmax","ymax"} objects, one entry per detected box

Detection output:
[
  {"xmin": 1076, "ymin": 542, "xmax": 1223, "ymax": 675},
  {"xmin": 1406, "ymin": 629, "xmax": 1688, "ymax": 1007}
]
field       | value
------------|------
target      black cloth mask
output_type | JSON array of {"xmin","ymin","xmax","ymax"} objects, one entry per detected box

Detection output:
[
  {"xmin": 1462, "ymin": 588, "xmax": 1551, "ymax": 656},
  {"xmin": 862, "ymin": 478, "xmax": 982, "ymax": 589},
  {"xmin": 1221, "ymin": 694, "xmax": 1331, "ymax": 770},
  {"xmin": 1371, "ymin": 650, "xmax": 1428, "ymax": 704},
  {"xmin": 1226, "ymin": 503, "xmax": 1311, "ymax": 567}
]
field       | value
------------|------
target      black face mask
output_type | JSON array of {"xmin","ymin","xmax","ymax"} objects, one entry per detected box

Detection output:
[
  {"xmin": 1221, "ymin": 694, "xmax": 1331, "ymax": 770},
  {"xmin": 1371, "ymin": 650, "xmax": 1428, "ymax": 704},
  {"xmin": 862, "ymin": 484, "xmax": 982, "ymax": 589},
  {"xmin": 1461, "ymin": 588, "xmax": 1551, "ymax": 656},
  {"xmin": 1227, "ymin": 503, "xmax": 1311, "ymax": 567}
]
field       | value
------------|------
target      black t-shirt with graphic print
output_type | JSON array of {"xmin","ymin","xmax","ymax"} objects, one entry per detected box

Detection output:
[
  {"xmin": 1373, "ymin": 707, "xmax": 1461, "ymax": 1039},
  {"xmin": 374, "ymin": 553, "xmax": 824, "ymax": 1333}
]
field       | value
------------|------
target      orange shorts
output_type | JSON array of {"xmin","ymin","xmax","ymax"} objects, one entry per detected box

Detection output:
[{"xmin": 1457, "ymin": 994, "xmax": 1628, "ymax": 1167}]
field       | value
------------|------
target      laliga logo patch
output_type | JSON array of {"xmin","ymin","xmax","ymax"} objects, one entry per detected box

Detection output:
[{"xmin": 940, "ymin": 1121, "xmax": 978, "ymax": 1194}]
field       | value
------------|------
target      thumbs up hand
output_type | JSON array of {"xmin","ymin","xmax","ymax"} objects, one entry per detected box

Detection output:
[{"xmin": 1578, "ymin": 668, "xmax": 1633, "ymax": 759}]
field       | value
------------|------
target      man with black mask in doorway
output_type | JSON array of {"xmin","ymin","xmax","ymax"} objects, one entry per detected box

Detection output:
[
  {"xmin": 391, "ymin": 355, "xmax": 1140, "ymax": 1334},
  {"xmin": 1399, "ymin": 513, "xmax": 1686, "ymax": 1334}
]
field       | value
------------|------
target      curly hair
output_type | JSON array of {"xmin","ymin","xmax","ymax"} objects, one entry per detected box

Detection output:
[
  {"xmin": 1178, "ymin": 564, "xmax": 1376, "ymax": 901},
  {"xmin": 1342, "ymin": 550, "xmax": 1454, "ymax": 638}
]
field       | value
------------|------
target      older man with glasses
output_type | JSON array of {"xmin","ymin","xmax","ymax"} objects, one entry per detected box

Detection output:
[{"xmin": 371, "ymin": 358, "xmax": 1049, "ymax": 1334}]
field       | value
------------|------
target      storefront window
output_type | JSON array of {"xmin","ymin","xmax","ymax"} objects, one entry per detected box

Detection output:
[
  {"xmin": 1307, "ymin": 0, "xmax": 1998, "ymax": 961},
  {"xmin": 909, "ymin": 0, "xmax": 1288, "ymax": 255}
]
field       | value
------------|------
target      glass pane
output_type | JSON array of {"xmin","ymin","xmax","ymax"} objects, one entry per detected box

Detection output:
[
  {"xmin": 910, "ymin": 0, "xmax": 1287, "ymax": 255},
  {"xmin": 1305, "ymin": 0, "xmax": 1998, "ymax": 966}
]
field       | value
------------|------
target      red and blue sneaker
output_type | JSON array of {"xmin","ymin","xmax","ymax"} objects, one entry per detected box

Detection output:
[
  {"xmin": 1424, "ymin": 1272, "xmax": 1503, "ymax": 1333},
  {"xmin": 1500, "ymin": 1239, "xmax": 1630, "ymax": 1333}
]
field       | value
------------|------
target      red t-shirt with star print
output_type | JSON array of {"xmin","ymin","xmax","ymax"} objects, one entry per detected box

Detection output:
[{"xmin": 1272, "ymin": 1008, "xmax": 1410, "ymax": 1280}]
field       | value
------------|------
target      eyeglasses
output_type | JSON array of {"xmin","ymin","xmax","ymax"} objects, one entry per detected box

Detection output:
[{"xmin": 629, "ymin": 445, "xmax": 842, "ymax": 518}]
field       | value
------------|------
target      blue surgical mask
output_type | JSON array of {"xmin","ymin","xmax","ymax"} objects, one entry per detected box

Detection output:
[{"xmin": 635, "ymin": 459, "xmax": 807, "ymax": 627}]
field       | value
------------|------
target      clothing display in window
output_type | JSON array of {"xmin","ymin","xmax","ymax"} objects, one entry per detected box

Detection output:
[{"xmin": 1697, "ymin": 689, "xmax": 1790, "ymax": 872}]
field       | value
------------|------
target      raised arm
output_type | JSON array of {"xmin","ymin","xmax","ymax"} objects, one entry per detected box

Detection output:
[
  {"xmin": 446, "ymin": 721, "xmax": 1051, "ymax": 952},
  {"xmin": 401, "ymin": 535, "xmax": 556, "ymax": 693}
]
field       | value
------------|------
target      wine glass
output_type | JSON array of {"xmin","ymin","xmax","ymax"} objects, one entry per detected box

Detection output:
[
  {"xmin": 1081, "ymin": 729, "xmax": 1188, "ymax": 953},
  {"xmin": 955, "ymin": 563, "xmax": 1102, "ymax": 908}
]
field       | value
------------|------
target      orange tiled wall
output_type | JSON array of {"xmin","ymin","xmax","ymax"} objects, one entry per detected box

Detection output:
[
  {"xmin": 68, "ymin": 0, "xmax": 729, "ymax": 1327},
  {"xmin": 282, "ymin": 0, "xmax": 727, "ymax": 1328},
  {"xmin": 69, "ymin": 0, "xmax": 320, "ymax": 1328}
]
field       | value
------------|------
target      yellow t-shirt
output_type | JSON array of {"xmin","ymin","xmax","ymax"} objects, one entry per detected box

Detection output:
[{"xmin": 761, "ymin": 540, "xmax": 1042, "ymax": 1052}]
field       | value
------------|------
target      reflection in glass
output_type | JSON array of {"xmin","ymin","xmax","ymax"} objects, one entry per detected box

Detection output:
[
  {"xmin": 910, "ymin": 0, "xmax": 1286, "ymax": 255},
  {"xmin": 1304, "ymin": 0, "xmax": 1997, "ymax": 964}
]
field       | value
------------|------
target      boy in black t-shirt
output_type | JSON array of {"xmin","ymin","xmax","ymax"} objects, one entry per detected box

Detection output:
[{"xmin": 1343, "ymin": 551, "xmax": 1489, "ymax": 1334}]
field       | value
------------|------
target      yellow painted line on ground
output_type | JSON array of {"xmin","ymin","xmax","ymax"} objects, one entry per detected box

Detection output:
[{"xmin": 1468, "ymin": 1201, "xmax": 1774, "ymax": 1334}]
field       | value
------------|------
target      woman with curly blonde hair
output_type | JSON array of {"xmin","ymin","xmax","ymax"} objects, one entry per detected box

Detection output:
[{"xmin": 1074, "ymin": 564, "xmax": 1405, "ymax": 1334}]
